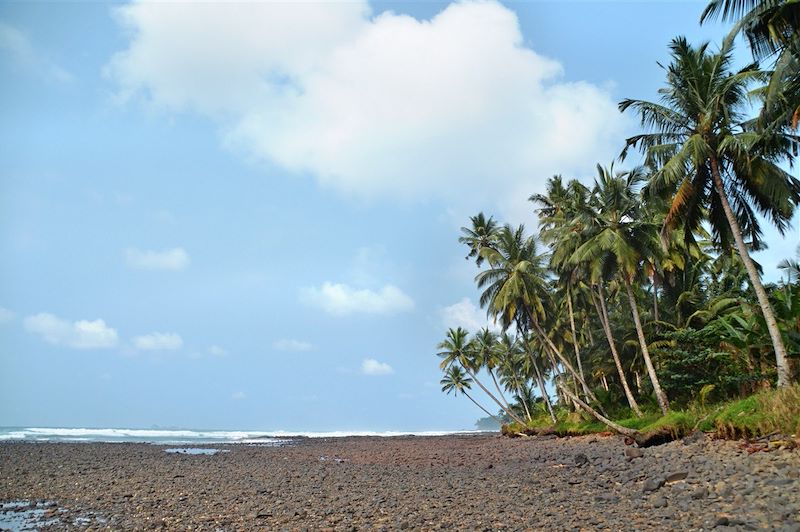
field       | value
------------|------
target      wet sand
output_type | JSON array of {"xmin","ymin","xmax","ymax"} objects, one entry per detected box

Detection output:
[{"xmin": 1, "ymin": 433, "xmax": 799, "ymax": 530}]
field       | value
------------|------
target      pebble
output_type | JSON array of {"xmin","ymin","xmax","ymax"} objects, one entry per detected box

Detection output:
[{"xmin": 1, "ymin": 434, "xmax": 798, "ymax": 530}]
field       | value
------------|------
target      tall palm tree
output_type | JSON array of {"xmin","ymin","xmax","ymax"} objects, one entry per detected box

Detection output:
[
  {"xmin": 570, "ymin": 164, "xmax": 668, "ymax": 413},
  {"xmin": 440, "ymin": 365, "xmax": 500, "ymax": 423},
  {"xmin": 476, "ymin": 225, "xmax": 599, "ymax": 404},
  {"xmin": 531, "ymin": 176, "xmax": 594, "ymax": 401},
  {"xmin": 437, "ymin": 327, "xmax": 527, "ymax": 425},
  {"xmin": 620, "ymin": 36, "xmax": 800, "ymax": 387}
]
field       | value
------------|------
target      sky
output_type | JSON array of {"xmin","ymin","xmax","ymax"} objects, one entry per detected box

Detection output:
[{"xmin": 1, "ymin": 0, "xmax": 797, "ymax": 431}]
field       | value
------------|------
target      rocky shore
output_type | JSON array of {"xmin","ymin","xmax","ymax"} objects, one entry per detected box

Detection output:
[{"xmin": 1, "ymin": 433, "xmax": 799, "ymax": 530}]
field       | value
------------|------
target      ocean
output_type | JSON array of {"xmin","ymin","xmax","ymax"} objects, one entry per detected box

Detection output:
[{"xmin": 0, "ymin": 427, "xmax": 478, "ymax": 444}]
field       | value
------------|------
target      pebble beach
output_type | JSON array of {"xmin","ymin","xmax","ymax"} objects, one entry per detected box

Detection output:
[{"xmin": 1, "ymin": 433, "xmax": 799, "ymax": 530}]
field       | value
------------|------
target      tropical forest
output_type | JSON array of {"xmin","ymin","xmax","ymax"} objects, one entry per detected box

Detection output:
[{"xmin": 437, "ymin": 0, "xmax": 800, "ymax": 444}]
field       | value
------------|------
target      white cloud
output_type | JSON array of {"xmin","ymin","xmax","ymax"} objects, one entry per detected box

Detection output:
[
  {"xmin": 440, "ymin": 297, "xmax": 501, "ymax": 333},
  {"xmin": 361, "ymin": 358, "xmax": 394, "ymax": 376},
  {"xmin": 273, "ymin": 339, "xmax": 313, "ymax": 352},
  {"xmin": 231, "ymin": 391, "xmax": 246, "ymax": 400},
  {"xmin": 132, "ymin": 332, "xmax": 183, "ymax": 351},
  {"xmin": 0, "ymin": 22, "xmax": 72, "ymax": 82},
  {"xmin": 0, "ymin": 307, "xmax": 15, "ymax": 323},
  {"xmin": 124, "ymin": 247, "xmax": 190, "ymax": 271},
  {"xmin": 301, "ymin": 282, "xmax": 414, "ymax": 316},
  {"xmin": 208, "ymin": 345, "xmax": 228, "ymax": 357},
  {"xmin": 24, "ymin": 313, "xmax": 119, "ymax": 349},
  {"xmin": 107, "ymin": 1, "xmax": 627, "ymax": 220}
]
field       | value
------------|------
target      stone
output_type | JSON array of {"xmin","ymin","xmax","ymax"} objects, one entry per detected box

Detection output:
[
  {"xmin": 652, "ymin": 497, "xmax": 668, "ymax": 508},
  {"xmin": 682, "ymin": 432, "xmax": 705, "ymax": 445},
  {"xmin": 574, "ymin": 454, "xmax": 589, "ymax": 466},
  {"xmin": 625, "ymin": 448, "xmax": 644, "ymax": 459},
  {"xmin": 665, "ymin": 472, "xmax": 688, "ymax": 484},
  {"xmin": 691, "ymin": 486, "xmax": 709, "ymax": 499},
  {"xmin": 643, "ymin": 478, "xmax": 665, "ymax": 493}
]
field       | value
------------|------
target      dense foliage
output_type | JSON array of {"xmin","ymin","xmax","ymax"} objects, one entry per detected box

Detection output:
[{"xmin": 437, "ymin": 0, "xmax": 800, "ymax": 432}]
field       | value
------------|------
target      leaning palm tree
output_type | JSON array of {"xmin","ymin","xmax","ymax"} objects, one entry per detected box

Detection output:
[
  {"xmin": 472, "ymin": 328, "xmax": 513, "ymax": 414},
  {"xmin": 531, "ymin": 176, "xmax": 594, "ymax": 401},
  {"xmin": 437, "ymin": 327, "xmax": 526, "ymax": 425},
  {"xmin": 495, "ymin": 333, "xmax": 534, "ymax": 421},
  {"xmin": 620, "ymin": 36, "xmax": 800, "ymax": 387},
  {"xmin": 440, "ymin": 365, "xmax": 500, "ymax": 423},
  {"xmin": 570, "ymin": 164, "xmax": 667, "ymax": 414},
  {"xmin": 476, "ymin": 225, "xmax": 599, "ymax": 404}
]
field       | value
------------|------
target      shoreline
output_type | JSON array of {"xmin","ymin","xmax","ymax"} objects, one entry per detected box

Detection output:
[{"xmin": 2, "ymin": 433, "xmax": 799, "ymax": 530}]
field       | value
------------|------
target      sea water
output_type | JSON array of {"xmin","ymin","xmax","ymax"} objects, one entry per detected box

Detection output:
[{"xmin": 0, "ymin": 427, "xmax": 479, "ymax": 444}]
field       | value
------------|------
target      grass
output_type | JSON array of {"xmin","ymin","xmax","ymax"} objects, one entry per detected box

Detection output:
[{"xmin": 503, "ymin": 384, "xmax": 800, "ymax": 443}]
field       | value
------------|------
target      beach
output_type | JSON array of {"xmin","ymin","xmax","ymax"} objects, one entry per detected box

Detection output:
[{"xmin": 1, "ymin": 433, "xmax": 799, "ymax": 530}]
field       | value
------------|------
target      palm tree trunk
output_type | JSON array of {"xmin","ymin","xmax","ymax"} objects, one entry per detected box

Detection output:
[
  {"xmin": 652, "ymin": 277, "xmax": 660, "ymax": 323},
  {"xmin": 489, "ymin": 369, "xmax": 514, "ymax": 414},
  {"xmin": 530, "ymin": 319, "xmax": 600, "ymax": 405},
  {"xmin": 601, "ymin": 373, "xmax": 609, "ymax": 391},
  {"xmin": 462, "ymin": 365, "xmax": 527, "ymax": 425},
  {"xmin": 558, "ymin": 384, "xmax": 640, "ymax": 438},
  {"xmin": 511, "ymin": 375, "xmax": 533, "ymax": 421},
  {"xmin": 531, "ymin": 355, "xmax": 557, "ymax": 423},
  {"xmin": 710, "ymin": 156, "xmax": 793, "ymax": 387},
  {"xmin": 567, "ymin": 290, "xmax": 591, "ymax": 401},
  {"xmin": 592, "ymin": 285, "xmax": 643, "ymax": 417},
  {"xmin": 623, "ymin": 278, "xmax": 669, "ymax": 414},
  {"xmin": 463, "ymin": 391, "xmax": 501, "ymax": 423}
]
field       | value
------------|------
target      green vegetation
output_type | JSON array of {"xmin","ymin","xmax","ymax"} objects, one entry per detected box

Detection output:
[
  {"xmin": 499, "ymin": 385, "xmax": 800, "ymax": 443},
  {"xmin": 437, "ymin": 0, "xmax": 800, "ymax": 442}
]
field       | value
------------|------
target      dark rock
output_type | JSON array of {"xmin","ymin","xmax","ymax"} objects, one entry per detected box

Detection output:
[
  {"xmin": 574, "ymin": 454, "xmax": 589, "ymax": 466},
  {"xmin": 691, "ymin": 486, "xmax": 709, "ymax": 499},
  {"xmin": 665, "ymin": 471, "xmax": 688, "ymax": 483},
  {"xmin": 652, "ymin": 496, "xmax": 668, "ymax": 508}
]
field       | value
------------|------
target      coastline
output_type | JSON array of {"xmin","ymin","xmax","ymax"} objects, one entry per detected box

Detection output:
[{"xmin": 2, "ymin": 433, "xmax": 798, "ymax": 530}]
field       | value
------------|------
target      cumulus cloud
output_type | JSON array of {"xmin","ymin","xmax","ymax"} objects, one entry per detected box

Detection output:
[
  {"xmin": 107, "ymin": 1, "xmax": 627, "ymax": 219},
  {"xmin": 24, "ymin": 313, "xmax": 119, "ymax": 349},
  {"xmin": 361, "ymin": 358, "xmax": 394, "ymax": 376},
  {"xmin": 124, "ymin": 247, "xmax": 189, "ymax": 271},
  {"xmin": 440, "ymin": 297, "xmax": 500, "ymax": 333},
  {"xmin": 273, "ymin": 338, "xmax": 313, "ymax": 352},
  {"xmin": 0, "ymin": 306, "xmax": 15, "ymax": 323},
  {"xmin": 0, "ymin": 22, "xmax": 72, "ymax": 82},
  {"xmin": 132, "ymin": 332, "xmax": 183, "ymax": 351},
  {"xmin": 301, "ymin": 282, "xmax": 414, "ymax": 316}
]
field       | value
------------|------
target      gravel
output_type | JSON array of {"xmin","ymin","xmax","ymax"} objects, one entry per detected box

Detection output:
[{"xmin": 1, "ymin": 433, "xmax": 798, "ymax": 530}]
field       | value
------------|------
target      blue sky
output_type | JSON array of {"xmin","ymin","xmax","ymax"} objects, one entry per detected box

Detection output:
[{"xmin": 1, "ymin": 0, "xmax": 797, "ymax": 431}]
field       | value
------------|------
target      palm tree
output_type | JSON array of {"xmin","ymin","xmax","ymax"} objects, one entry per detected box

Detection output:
[
  {"xmin": 495, "ymin": 332, "xmax": 534, "ymax": 421},
  {"xmin": 440, "ymin": 366, "xmax": 500, "ymax": 423},
  {"xmin": 701, "ymin": 0, "xmax": 800, "ymax": 127},
  {"xmin": 620, "ymin": 36, "xmax": 800, "ymax": 387},
  {"xmin": 476, "ymin": 225, "xmax": 599, "ymax": 404},
  {"xmin": 531, "ymin": 176, "xmax": 594, "ymax": 401},
  {"xmin": 472, "ymin": 328, "xmax": 513, "ymax": 413},
  {"xmin": 459, "ymin": 212, "xmax": 500, "ymax": 267},
  {"xmin": 570, "ymin": 164, "xmax": 668, "ymax": 414},
  {"xmin": 437, "ymin": 327, "xmax": 527, "ymax": 425}
]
